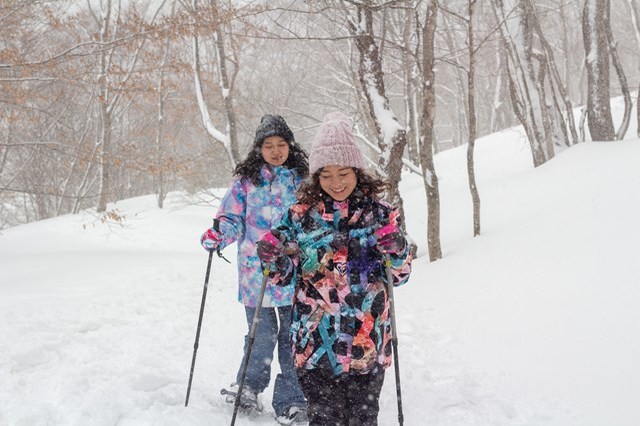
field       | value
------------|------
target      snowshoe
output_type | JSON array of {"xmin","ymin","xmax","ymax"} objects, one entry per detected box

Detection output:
[
  {"xmin": 275, "ymin": 406, "xmax": 309, "ymax": 425},
  {"xmin": 220, "ymin": 382, "xmax": 263, "ymax": 413}
]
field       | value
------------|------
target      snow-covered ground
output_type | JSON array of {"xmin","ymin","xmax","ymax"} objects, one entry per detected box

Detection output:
[{"xmin": 1, "ymin": 113, "xmax": 639, "ymax": 425}]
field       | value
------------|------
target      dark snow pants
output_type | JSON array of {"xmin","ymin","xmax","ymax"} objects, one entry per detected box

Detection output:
[{"xmin": 297, "ymin": 367, "xmax": 385, "ymax": 426}]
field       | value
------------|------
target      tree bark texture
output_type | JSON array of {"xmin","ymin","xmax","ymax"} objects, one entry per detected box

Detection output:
[
  {"xmin": 419, "ymin": 1, "xmax": 442, "ymax": 261},
  {"xmin": 602, "ymin": 5, "xmax": 632, "ymax": 140},
  {"xmin": 466, "ymin": 0, "xmax": 481, "ymax": 237},
  {"xmin": 348, "ymin": 4, "xmax": 407, "ymax": 224},
  {"xmin": 582, "ymin": 0, "xmax": 615, "ymax": 141},
  {"xmin": 492, "ymin": 0, "xmax": 550, "ymax": 167}
]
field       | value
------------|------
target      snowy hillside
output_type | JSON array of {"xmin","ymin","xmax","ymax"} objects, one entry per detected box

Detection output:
[{"xmin": 1, "ymin": 129, "xmax": 639, "ymax": 425}]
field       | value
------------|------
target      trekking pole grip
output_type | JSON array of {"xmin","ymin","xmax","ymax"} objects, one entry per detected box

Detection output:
[{"xmin": 212, "ymin": 218, "xmax": 230, "ymax": 263}]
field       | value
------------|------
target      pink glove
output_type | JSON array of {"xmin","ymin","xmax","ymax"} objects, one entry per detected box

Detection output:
[
  {"xmin": 257, "ymin": 230, "xmax": 285, "ymax": 263},
  {"xmin": 200, "ymin": 227, "xmax": 223, "ymax": 252},
  {"xmin": 375, "ymin": 224, "xmax": 406, "ymax": 254}
]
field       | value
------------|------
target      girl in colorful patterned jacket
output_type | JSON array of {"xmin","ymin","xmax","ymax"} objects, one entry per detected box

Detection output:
[
  {"xmin": 256, "ymin": 112, "xmax": 412, "ymax": 426},
  {"xmin": 200, "ymin": 114, "xmax": 309, "ymax": 425}
]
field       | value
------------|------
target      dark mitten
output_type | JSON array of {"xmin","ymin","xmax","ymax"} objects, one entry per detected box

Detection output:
[
  {"xmin": 257, "ymin": 230, "xmax": 285, "ymax": 263},
  {"xmin": 375, "ymin": 224, "xmax": 406, "ymax": 254}
]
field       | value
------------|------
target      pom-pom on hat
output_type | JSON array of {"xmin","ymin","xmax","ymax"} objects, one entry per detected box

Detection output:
[
  {"xmin": 254, "ymin": 114, "xmax": 294, "ymax": 147},
  {"xmin": 309, "ymin": 112, "xmax": 366, "ymax": 174}
]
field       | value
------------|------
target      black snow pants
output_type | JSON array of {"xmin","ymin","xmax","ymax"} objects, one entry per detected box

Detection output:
[{"xmin": 297, "ymin": 367, "xmax": 385, "ymax": 426}]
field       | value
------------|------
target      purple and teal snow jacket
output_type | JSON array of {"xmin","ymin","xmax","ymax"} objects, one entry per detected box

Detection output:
[
  {"xmin": 269, "ymin": 191, "xmax": 412, "ymax": 376},
  {"xmin": 215, "ymin": 164, "xmax": 304, "ymax": 307}
]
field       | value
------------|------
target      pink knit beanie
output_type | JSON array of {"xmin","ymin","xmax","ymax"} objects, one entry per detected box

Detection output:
[{"xmin": 309, "ymin": 112, "xmax": 366, "ymax": 174}]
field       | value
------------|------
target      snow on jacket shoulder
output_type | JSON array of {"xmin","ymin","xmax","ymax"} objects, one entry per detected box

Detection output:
[
  {"xmin": 274, "ymin": 192, "xmax": 412, "ymax": 376},
  {"xmin": 215, "ymin": 165, "xmax": 303, "ymax": 307}
]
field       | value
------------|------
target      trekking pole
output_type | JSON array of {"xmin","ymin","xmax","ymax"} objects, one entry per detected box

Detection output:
[
  {"xmin": 230, "ymin": 264, "xmax": 271, "ymax": 426},
  {"xmin": 185, "ymin": 219, "xmax": 227, "ymax": 407},
  {"xmin": 385, "ymin": 253, "xmax": 404, "ymax": 425}
]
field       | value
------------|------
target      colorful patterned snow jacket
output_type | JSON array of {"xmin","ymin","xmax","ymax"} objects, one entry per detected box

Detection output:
[
  {"xmin": 215, "ymin": 164, "xmax": 304, "ymax": 307},
  {"xmin": 271, "ymin": 191, "xmax": 412, "ymax": 376}
]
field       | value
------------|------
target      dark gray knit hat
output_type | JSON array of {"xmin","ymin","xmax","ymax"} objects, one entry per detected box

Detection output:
[{"xmin": 254, "ymin": 114, "xmax": 294, "ymax": 147}]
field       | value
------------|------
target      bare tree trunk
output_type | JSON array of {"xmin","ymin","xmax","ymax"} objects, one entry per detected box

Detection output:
[
  {"xmin": 96, "ymin": 84, "xmax": 112, "ymax": 213},
  {"xmin": 419, "ymin": 0, "xmax": 441, "ymax": 261},
  {"xmin": 155, "ymin": 30, "xmax": 170, "ymax": 209},
  {"xmin": 493, "ymin": 0, "xmax": 546, "ymax": 165},
  {"xmin": 441, "ymin": 13, "xmax": 469, "ymax": 147},
  {"xmin": 95, "ymin": 0, "xmax": 113, "ymax": 213},
  {"xmin": 527, "ymin": 0, "xmax": 579, "ymax": 146},
  {"xmin": 490, "ymin": 45, "xmax": 504, "ymax": 133},
  {"xmin": 401, "ymin": 9, "xmax": 420, "ymax": 168},
  {"xmin": 559, "ymin": 0, "xmax": 573, "ymax": 101},
  {"xmin": 466, "ymin": 0, "xmax": 481, "ymax": 237},
  {"xmin": 582, "ymin": 0, "xmax": 615, "ymax": 141},
  {"xmin": 212, "ymin": 0, "xmax": 240, "ymax": 163},
  {"xmin": 0, "ymin": 124, "xmax": 11, "ymax": 189},
  {"xmin": 56, "ymin": 112, "xmax": 92, "ymax": 215},
  {"xmin": 347, "ymin": 3, "xmax": 407, "ymax": 220},
  {"xmin": 73, "ymin": 141, "xmax": 100, "ymax": 214},
  {"xmin": 578, "ymin": 54, "xmax": 588, "ymax": 107},
  {"xmin": 190, "ymin": 0, "xmax": 239, "ymax": 168},
  {"xmin": 629, "ymin": 0, "xmax": 640, "ymax": 137},
  {"xmin": 579, "ymin": 107, "xmax": 588, "ymax": 142},
  {"xmin": 90, "ymin": 0, "xmax": 155, "ymax": 212},
  {"xmin": 604, "ymin": 4, "xmax": 631, "ymax": 140}
]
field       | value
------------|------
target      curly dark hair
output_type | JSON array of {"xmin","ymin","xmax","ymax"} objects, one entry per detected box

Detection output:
[{"xmin": 297, "ymin": 168, "xmax": 388, "ymax": 205}]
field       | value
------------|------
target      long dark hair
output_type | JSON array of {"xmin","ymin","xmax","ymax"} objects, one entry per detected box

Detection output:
[
  {"xmin": 234, "ymin": 141, "xmax": 309, "ymax": 186},
  {"xmin": 297, "ymin": 168, "xmax": 388, "ymax": 205}
]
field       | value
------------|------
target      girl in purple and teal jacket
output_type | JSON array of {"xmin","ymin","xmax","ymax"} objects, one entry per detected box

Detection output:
[
  {"xmin": 257, "ymin": 113, "xmax": 412, "ymax": 426},
  {"xmin": 200, "ymin": 115, "xmax": 308, "ymax": 424}
]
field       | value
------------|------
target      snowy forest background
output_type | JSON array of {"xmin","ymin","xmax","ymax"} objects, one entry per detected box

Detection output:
[{"xmin": 1, "ymin": 0, "xmax": 639, "ymax": 254}]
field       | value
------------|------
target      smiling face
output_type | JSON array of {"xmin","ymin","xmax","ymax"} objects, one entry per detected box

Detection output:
[
  {"xmin": 318, "ymin": 165, "xmax": 357, "ymax": 201},
  {"xmin": 261, "ymin": 136, "xmax": 290, "ymax": 166}
]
